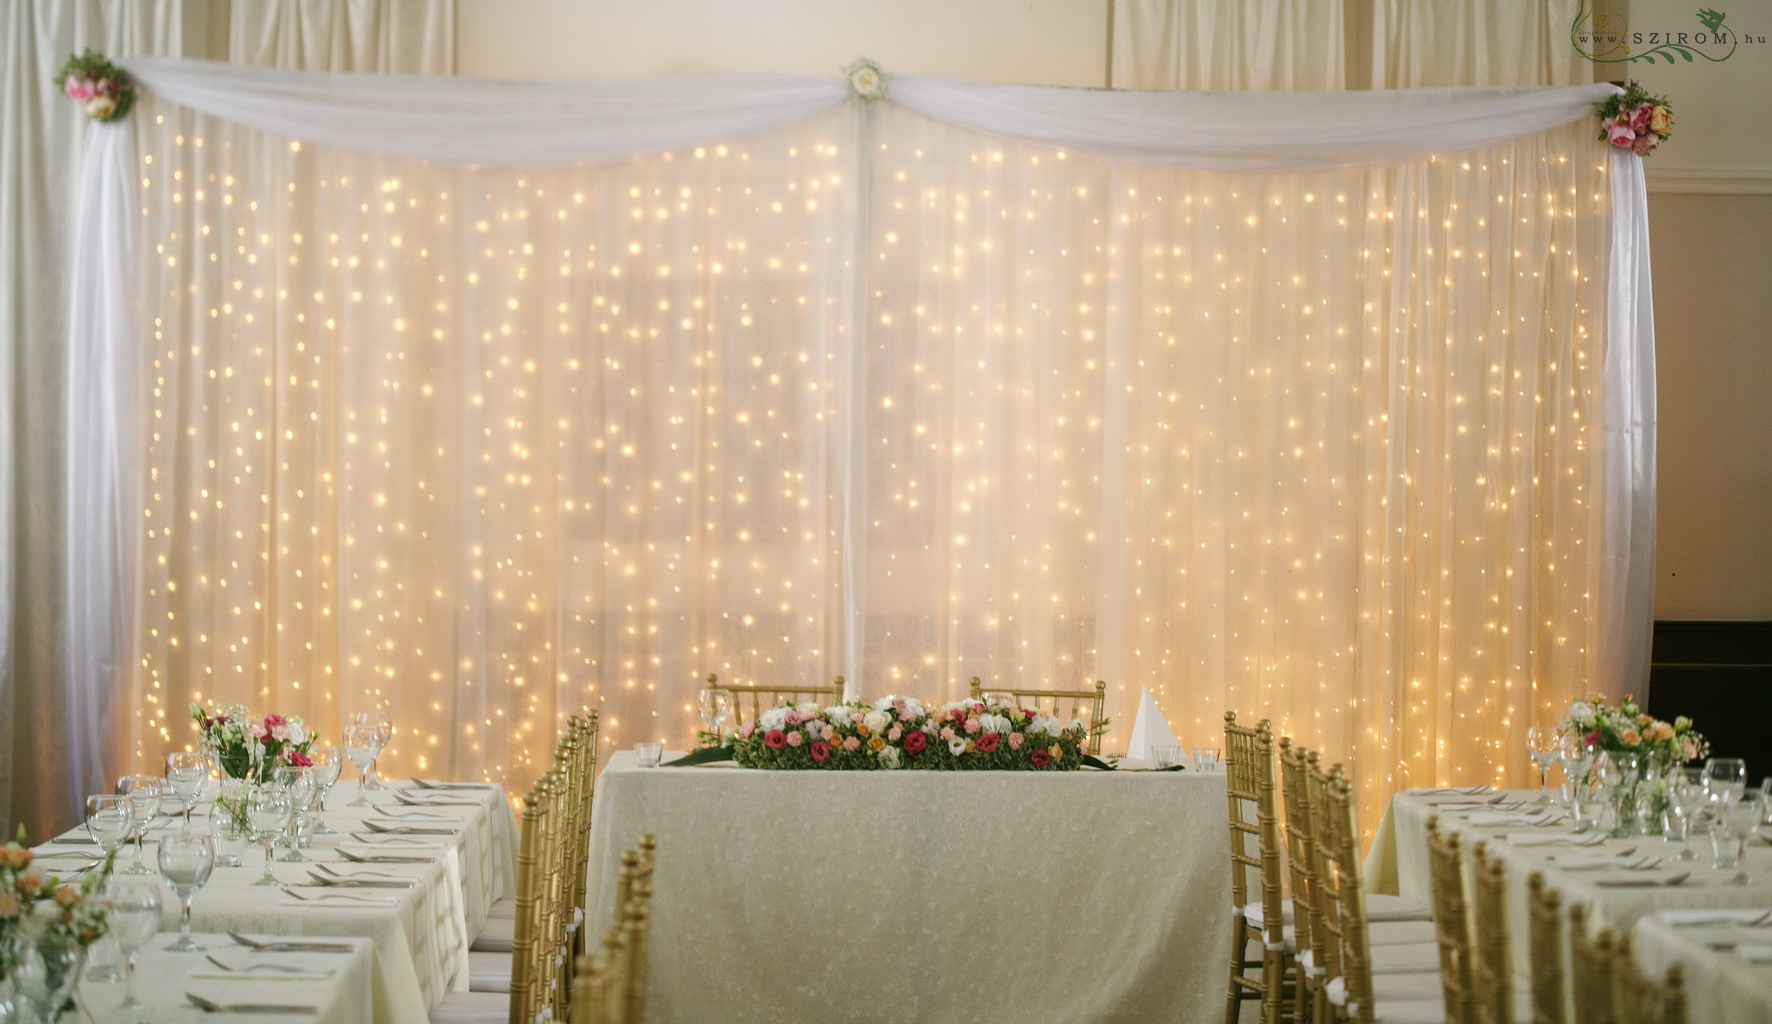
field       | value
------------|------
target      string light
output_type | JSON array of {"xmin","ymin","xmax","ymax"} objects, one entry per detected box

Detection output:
[{"xmin": 129, "ymin": 102, "xmax": 1610, "ymax": 830}]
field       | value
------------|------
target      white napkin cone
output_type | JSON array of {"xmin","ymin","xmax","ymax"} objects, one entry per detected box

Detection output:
[{"xmin": 1125, "ymin": 687, "xmax": 1179, "ymax": 761}]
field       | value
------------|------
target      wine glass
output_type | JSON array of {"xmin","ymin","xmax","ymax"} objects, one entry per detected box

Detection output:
[
  {"xmin": 116, "ymin": 775, "xmax": 164, "ymax": 874},
  {"xmin": 105, "ymin": 876, "xmax": 162, "ymax": 1020},
  {"xmin": 307, "ymin": 745, "xmax": 343, "ymax": 833},
  {"xmin": 1709, "ymin": 790, "xmax": 1765, "ymax": 883},
  {"xmin": 342, "ymin": 724, "xmax": 378, "ymax": 806},
  {"xmin": 85, "ymin": 793, "xmax": 136, "ymax": 864},
  {"xmin": 245, "ymin": 785, "xmax": 293, "ymax": 886},
  {"xmin": 1664, "ymin": 767, "xmax": 1707, "ymax": 862},
  {"xmin": 697, "ymin": 687, "xmax": 733, "ymax": 743},
  {"xmin": 1704, "ymin": 757, "xmax": 1748, "ymax": 804},
  {"xmin": 8, "ymin": 915, "xmax": 85, "ymax": 1024},
  {"xmin": 1525, "ymin": 726, "xmax": 1561, "ymax": 800},
  {"xmin": 157, "ymin": 828, "xmax": 216, "ymax": 951},
  {"xmin": 271, "ymin": 765, "xmax": 318, "ymax": 862},
  {"xmin": 165, "ymin": 751, "xmax": 208, "ymax": 824},
  {"xmin": 350, "ymin": 710, "xmax": 393, "ymax": 790}
]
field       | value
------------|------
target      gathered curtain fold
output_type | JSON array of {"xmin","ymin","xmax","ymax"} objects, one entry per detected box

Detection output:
[{"xmin": 67, "ymin": 58, "xmax": 1652, "ymax": 825}]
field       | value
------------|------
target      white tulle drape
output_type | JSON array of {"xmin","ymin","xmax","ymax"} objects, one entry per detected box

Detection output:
[{"xmin": 69, "ymin": 62, "xmax": 1651, "ymax": 824}]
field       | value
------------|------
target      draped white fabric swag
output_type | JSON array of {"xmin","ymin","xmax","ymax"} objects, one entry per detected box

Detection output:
[{"xmin": 73, "ymin": 61, "xmax": 1650, "ymax": 822}]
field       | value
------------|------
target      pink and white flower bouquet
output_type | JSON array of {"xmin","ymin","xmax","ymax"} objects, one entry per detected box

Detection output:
[
  {"xmin": 1595, "ymin": 82, "xmax": 1673, "ymax": 156},
  {"xmin": 191, "ymin": 700, "xmax": 318, "ymax": 782},
  {"xmin": 727, "ymin": 693, "xmax": 1090, "ymax": 771},
  {"xmin": 1559, "ymin": 693, "xmax": 1706, "ymax": 769},
  {"xmin": 57, "ymin": 50, "xmax": 135, "ymax": 123},
  {"xmin": 0, "ymin": 827, "xmax": 114, "ymax": 983}
]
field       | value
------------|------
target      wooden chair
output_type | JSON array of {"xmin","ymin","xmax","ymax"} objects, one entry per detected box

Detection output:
[
  {"xmin": 1523, "ymin": 874, "xmax": 1563, "ymax": 1024},
  {"xmin": 1469, "ymin": 843, "xmax": 1513, "ymax": 1024},
  {"xmin": 969, "ymin": 677, "xmax": 1107, "ymax": 754},
  {"xmin": 1566, "ymin": 913, "xmax": 1686, "ymax": 1024},
  {"xmin": 1610, "ymin": 934, "xmax": 1685, "ymax": 1024},
  {"xmin": 702, "ymin": 673, "xmax": 846, "ymax": 732},
  {"xmin": 571, "ymin": 836, "xmax": 657, "ymax": 1024},
  {"xmin": 1566, "ymin": 904, "xmax": 1613, "ymax": 1024},
  {"xmin": 1424, "ymin": 818, "xmax": 1474, "ymax": 1022},
  {"xmin": 1221, "ymin": 713, "xmax": 1290, "ymax": 1024},
  {"xmin": 1278, "ymin": 738, "xmax": 1322, "ymax": 1023}
]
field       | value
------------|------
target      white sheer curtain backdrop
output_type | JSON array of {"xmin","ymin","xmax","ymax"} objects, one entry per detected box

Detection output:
[
  {"xmin": 66, "ymin": 60, "xmax": 1651, "ymax": 827},
  {"xmin": 1, "ymin": 0, "xmax": 185, "ymax": 836},
  {"xmin": 1370, "ymin": 0, "xmax": 1587, "ymax": 88},
  {"xmin": 1110, "ymin": 0, "xmax": 1345, "ymax": 89},
  {"xmin": 229, "ymin": 0, "xmax": 455, "ymax": 73}
]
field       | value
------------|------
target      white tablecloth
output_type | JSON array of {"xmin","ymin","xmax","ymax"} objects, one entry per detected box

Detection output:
[
  {"xmin": 75, "ymin": 933, "xmax": 376, "ymax": 1024},
  {"xmin": 38, "ymin": 779, "xmax": 517, "ymax": 1024},
  {"xmin": 588, "ymin": 752, "xmax": 1230, "ymax": 1024},
  {"xmin": 1634, "ymin": 910, "xmax": 1772, "ymax": 1024}
]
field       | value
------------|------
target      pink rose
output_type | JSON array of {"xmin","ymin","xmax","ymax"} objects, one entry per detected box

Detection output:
[
  {"xmin": 248, "ymin": 724, "xmax": 269, "ymax": 741},
  {"xmin": 1008, "ymin": 732, "xmax": 1024, "ymax": 749},
  {"xmin": 271, "ymin": 724, "xmax": 291, "ymax": 742},
  {"xmin": 1627, "ymin": 103, "xmax": 1653, "ymax": 132},
  {"xmin": 964, "ymin": 717, "xmax": 982, "ymax": 735},
  {"xmin": 263, "ymin": 714, "xmax": 287, "ymax": 728},
  {"xmin": 850, "ymin": 712, "xmax": 865, "ymax": 723},
  {"xmin": 810, "ymin": 740, "xmax": 831, "ymax": 762},
  {"xmin": 65, "ymin": 75, "xmax": 95, "ymax": 102},
  {"xmin": 842, "ymin": 736, "xmax": 861, "ymax": 752},
  {"xmin": 739, "ymin": 723, "xmax": 755, "ymax": 738},
  {"xmin": 887, "ymin": 726, "xmax": 902, "ymax": 742},
  {"xmin": 975, "ymin": 733, "xmax": 1001, "ymax": 753},
  {"xmin": 786, "ymin": 730, "xmax": 803, "ymax": 747},
  {"xmin": 1607, "ymin": 123, "xmax": 1636, "ymax": 148},
  {"xmin": 763, "ymin": 729, "xmax": 787, "ymax": 749},
  {"xmin": 939, "ymin": 726, "xmax": 956, "ymax": 742},
  {"xmin": 1632, "ymin": 132, "xmax": 1658, "ymax": 155}
]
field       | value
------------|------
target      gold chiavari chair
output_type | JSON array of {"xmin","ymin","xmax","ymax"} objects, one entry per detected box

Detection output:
[
  {"xmin": 1221, "ymin": 713, "xmax": 1290, "ymax": 1024},
  {"xmin": 1566, "ymin": 904, "xmax": 1614, "ymax": 1024},
  {"xmin": 1567, "ymin": 909, "xmax": 1687, "ymax": 1024},
  {"xmin": 1424, "ymin": 819, "xmax": 1475, "ymax": 1022},
  {"xmin": 558, "ymin": 713, "xmax": 601, "ymax": 1005},
  {"xmin": 1523, "ymin": 874, "xmax": 1564, "ymax": 1024},
  {"xmin": 571, "ymin": 836, "xmax": 657, "ymax": 1024},
  {"xmin": 1469, "ymin": 843, "xmax": 1515, "ymax": 1024},
  {"xmin": 1278, "ymin": 738, "xmax": 1321, "ymax": 1023},
  {"xmin": 1609, "ymin": 934, "xmax": 1686, "ymax": 1024},
  {"xmin": 968, "ymin": 677, "xmax": 1107, "ymax": 754},
  {"xmin": 702, "ymin": 673, "xmax": 846, "ymax": 733}
]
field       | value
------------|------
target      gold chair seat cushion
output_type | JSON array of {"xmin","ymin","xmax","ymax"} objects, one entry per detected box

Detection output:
[
  {"xmin": 427, "ymin": 990, "xmax": 510, "ymax": 1024},
  {"xmin": 469, "ymin": 916, "xmax": 515, "ymax": 953},
  {"xmin": 466, "ymin": 950, "xmax": 513, "ymax": 992}
]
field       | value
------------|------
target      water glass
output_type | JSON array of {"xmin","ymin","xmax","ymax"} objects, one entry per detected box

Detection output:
[
  {"xmin": 1664, "ymin": 767, "xmax": 1707, "ymax": 861},
  {"xmin": 1525, "ymin": 726, "xmax": 1561, "ymax": 799},
  {"xmin": 85, "ymin": 793, "xmax": 136, "ymax": 862},
  {"xmin": 245, "ymin": 786, "xmax": 293, "ymax": 886},
  {"xmin": 698, "ymin": 687, "xmax": 734, "ymax": 743},
  {"xmin": 271, "ymin": 765, "xmax": 318, "ymax": 862},
  {"xmin": 1151, "ymin": 745, "xmax": 1182, "ymax": 769},
  {"xmin": 1704, "ymin": 757, "xmax": 1748, "ymax": 803},
  {"xmin": 307, "ymin": 745, "xmax": 343, "ymax": 832},
  {"xmin": 207, "ymin": 794, "xmax": 246, "ymax": 866},
  {"xmin": 116, "ymin": 775, "xmax": 165, "ymax": 874},
  {"xmin": 350, "ymin": 710, "xmax": 393, "ymax": 790},
  {"xmin": 105, "ymin": 876, "xmax": 162, "ymax": 1018},
  {"xmin": 157, "ymin": 829, "xmax": 216, "ymax": 951},
  {"xmin": 1709, "ymin": 791, "xmax": 1765, "ymax": 878},
  {"xmin": 165, "ymin": 751, "xmax": 208, "ymax": 823},
  {"xmin": 635, "ymin": 742, "xmax": 664, "ymax": 767},
  {"xmin": 342, "ymin": 723, "xmax": 378, "ymax": 806},
  {"xmin": 1191, "ymin": 747, "xmax": 1221, "ymax": 772}
]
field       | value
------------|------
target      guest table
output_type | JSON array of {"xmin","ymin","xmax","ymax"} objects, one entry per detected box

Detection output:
[
  {"xmin": 73, "ymin": 933, "xmax": 377, "ymax": 1024},
  {"xmin": 34, "ymin": 779, "xmax": 517, "ymax": 1024},
  {"xmin": 587, "ymin": 752, "xmax": 1230, "ymax": 1024},
  {"xmin": 1635, "ymin": 909, "xmax": 1772, "ymax": 1024}
]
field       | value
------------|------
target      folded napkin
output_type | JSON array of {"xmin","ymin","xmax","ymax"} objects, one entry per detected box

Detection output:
[
  {"xmin": 189, "ymin": 953, "xmax": 335, "ymax": 981},
  {"xmin": 1552, "ymin": 855, "xmax": 1663, "ymax": 871},
  {"xmin": 1408, "ymin": 786, "xmax": 1494, "ymax": 796},
  {"xmin": 1737, "ymin": 944, "xmax": 1772, "ymax": 964},
  {"xmin": 1656, "ymin": 909, "xmax": 1772, "ymax": 928},
  {"xmin": 277, "ymin": 891, "xmax": 399, "ymax": 907},
  {"xmin": 1125, "ymin": 687, "xmax": 1180, "ymax": 762},
  {"xmin": 1465, "ymin": 809, "xmax": 1564, "ymax": 827}
]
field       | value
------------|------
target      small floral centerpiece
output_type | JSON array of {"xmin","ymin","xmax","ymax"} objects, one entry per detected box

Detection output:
[
  {"xmin": 57, "ymin": 49, "xmax": 136, "ymax": 123},
  {"xmin": 191, "ymin": 701, "xmax": 318, "ymax": 782},
  {"xmin": 0, "ymin": 828, "xmax": 113, "ymax": 993},
  {"xmin": 728, "ymin": 694, "xmax": 1092, "ymax": 771},
  {"xmin": 1559, "ymin": 693, "xmax": 1707, "ymax": 768},
  {"xmin": 1595, "ymin": 81, "xmax": 1672, "ymax": 156},
  {"xmin": 843, "ymin": 57, "xmax": 888, "ymax": 104}
]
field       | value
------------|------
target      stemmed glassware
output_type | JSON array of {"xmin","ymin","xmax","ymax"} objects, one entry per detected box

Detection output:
[
  {"xmin": 116, "ymin": 775, "xmax": 165, "ymax": 874},
  {"xmin": 157, "ymin": 828, "xmax": 216, "ymax": 951},
  {"xmin": 342, "ymin": 724, "xmax": 378, "ymax": 806},
  {"xmin": 307, "ymin": 745, "xmax": 343, "ymax": 833},
  {"xmin": 271, "ymin": 765, "xmax": 318, "ymax": 862},
  {"xmin": 165, "ymin": 751, "xmax": 208, "ymax": 824},
  {"xmin": 245, "ymin": 785, "xmax": 293, "ymax": 886},
  {"xmin": 85, "ymin": 793, "xmax": 136, "ymax": 866},
  {"xmin": 1664, "ymin": 767, "xmax": 1707, "ymax": 861},
  {"xmin": 105, "ymin": 876, "xmax": 162, "ymax": 1020},
  {"xmin": 1704, "ymin": 757, "xmax": 1748, "ymax": 803},
  {"xmin": 1525, "ymin": 726, "xmax": 1561, "ymax": 800},
  {"xmin": 350, "ymin": 710, "xmax": 393, "ymax": 790},
  {"xmin": 7, "ymin": 914, "xmax": 85, "ymax": 1024},
  {"xmin": 697, "ymin": 687, "xmax": 733, "ymax": 744}
]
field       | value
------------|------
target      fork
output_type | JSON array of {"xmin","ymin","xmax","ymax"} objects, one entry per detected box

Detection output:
[
  {"xmin": 186, "ymin": 991, "xmax": 319, "ymax": 1014},
  {"xmin": 279, "ymin": 885, "xmax": 393, "ymax": 903},
  {"xmin": 228, "ymin": 932, "xmax": 354, "ymax": 953},
  {"xmin": 205, "ymin": 954, "xmax": 331, "ymax": 976},
  {"xmin": 335, "ymin": 849, "xmax": 434, "ymax": 865}
]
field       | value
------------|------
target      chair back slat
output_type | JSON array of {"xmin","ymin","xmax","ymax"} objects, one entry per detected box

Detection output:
[
  {"xmin": 570, "ymin": 835, "xmax": 656, "ymax": 1024},
  {"xmin": 1317, "ymin": 764, "xmax": 1376, "ymax": 1024},
  {"xmin": 509, "ymin": 774, "xmax": 556, "ymax": 1024},
  {"xmin": 703, "ymin": 673, "xmax": 846, "ymax": 733},
  {"xmin": 1426, "ymin": 816, "xmax": 1474, "ymax": 1022},
  {"xmin": 1525, "ymin": 872, "xmax": 1565, "ymax": 1024},
  {"xmin": 967, "ymin": 678, "xmax": 1107, "ymax": 753},
  {"xmin": 1471, "ymin": 842, "xmax": 1513, "ymax": 1024}
]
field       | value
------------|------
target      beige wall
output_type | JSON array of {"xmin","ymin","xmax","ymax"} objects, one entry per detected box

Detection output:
[{"xmin": 449, "ymin": 0, "xmax": 1771, "ymax": 621}]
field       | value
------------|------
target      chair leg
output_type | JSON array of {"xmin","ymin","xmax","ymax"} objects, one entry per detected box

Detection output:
[
  {"xmin": 1260, "ymin": 947, "xmax": 1285, "ymax": 1024},
  {"xmin": 1225, "ymin": 920, "xmax": 1250, "ymax": 1024}
]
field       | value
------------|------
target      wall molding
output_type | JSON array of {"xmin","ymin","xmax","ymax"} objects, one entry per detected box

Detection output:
[{"xmin": 1645, "ymin": 168, "xmax": 1772, "ymax": 195}]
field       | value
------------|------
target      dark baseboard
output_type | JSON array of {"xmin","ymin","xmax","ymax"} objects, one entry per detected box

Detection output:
[{"xmin": 1645, "ymin": 620, "xmax": 1771, "ymax": 783}]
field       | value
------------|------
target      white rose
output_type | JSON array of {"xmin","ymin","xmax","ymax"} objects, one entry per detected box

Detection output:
[
  {"xmin": 948, "ymin": 738, "xmax": 967, "ymax": 756},
  {"xmin": 824, "ymin": 705, "xmax": 849, "ymax": 721},
  {"xmin": 796, "ymin": 701, "xmax": 821, "ymax": 716},
  {"xmin": 85, "ymin": 96, "xmax": 117, "ymax": 119},
  {"xmin": 849, "ymin": 66, "xmax": 882, "ymax": 98},
  {"xmin": 863, "ymin": 710, "xmax": 891, "ymax": 735},
  {"xmin": 288, "ymin": 721, "xmax": 308, "ymax": 745},
  {"xmin": 877, "ymin": 746, "xmax": 902, "ymax": 769},
  {"xmin": 980, "ymin": 713, "xmax": 1011, "ymax": 735},
  {"xmin": 872, "ymin": 696, "xmax": 897, "ymax": 711},
  {"xmin": 759, "ymin": 707, "xmax": 789, "ymax": 731},
  {"xmin": 1568, "ymin": 702, "xmax": 1592, "ymax": 721}
]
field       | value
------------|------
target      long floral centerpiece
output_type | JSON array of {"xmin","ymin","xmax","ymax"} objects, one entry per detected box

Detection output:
[
  {"xmin": 191, "ymin": 701, "xmax": 318, "ymax": 782},
  {"xmin": 1558, "ymin": 693, "xmax": 1707, "ymax": 769},
  {"xmin": 0, "ymin": 830, "xmax": 113, "ymax": 993},
  {"xmin": 726, "ymin": 695, "xmax": 1093, "ymax": 771}
]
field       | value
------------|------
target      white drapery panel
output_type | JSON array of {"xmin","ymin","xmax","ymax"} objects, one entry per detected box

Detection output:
[
  {"xmin": 1, "ymin": 0, "xmax": 186, "ymax": 837},
  {"xmin": 70, "ymin": 63, "xmax": 1651, "ymax": 826},
  {"xmin": 1370, "ymin": 0, "xmax": 1586, "ymax": 88},
  {"xmin": 229, "ymin": 0, "xmax": 455, "ymax": 74},
  {"xmin": 1110, "ymin": 0, "xmax": 1346, "ymax": 89}
]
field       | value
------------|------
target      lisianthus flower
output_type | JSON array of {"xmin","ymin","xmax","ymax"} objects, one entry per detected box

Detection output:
[
  {"xmin": 810, "ymin": 740, "xmax": 831, "ymax": 762},
  {"xmin": 1029, "ymin": 748, "xmax": 1053, "ymax": 767},
  {"xmin": 902, "ymin": 730, "xmax": 927, "ymax": 754},
  {"xmin": 975, "ymin": 733, "xmax": 1000, "ymax": 753},
  {"xmin": 763, "ymin": 729, "xmax": 788, "ymax": 749},
  {"xmin": 288, "ymin": 750, "xmax": 313, "ymax": 767},
  {"xmin": 947, "ymin": 738, "xmax": 967, "ymax": 755}
]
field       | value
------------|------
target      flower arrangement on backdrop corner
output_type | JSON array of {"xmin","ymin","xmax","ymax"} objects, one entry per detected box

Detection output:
[
  {"xmin": 1595, "ymin": 82, "xmax": 1672, "ymax": 155},
  {"xmin": 714, "ymin": 694, "xmax": 1098, "ymax": 771},
  {"xmin": 1559, "ymin": 693, "xmax": 1707, "ymax": 769},
  {"xmin": 191, "ymin": 701, "xmax": 318, "ymax": 783},
  {"xmin": 57, "ymin": 49, "xmax": 135, "ymax": 123},
  {"xmin": 843, "ymin": 57, "xmax": 888, "ymax": 104},
  {"xmin": 1, "ymin": 827, "xmax": 114, "ymax": 982}
]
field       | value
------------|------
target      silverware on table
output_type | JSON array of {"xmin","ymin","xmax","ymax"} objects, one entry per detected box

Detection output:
[
  {"xmin": 228, "ymin": 932, "xmax": 353, "ymax": 953},
  {"xmin": 186, "ymin": 991, "xmax": 319, "ymax": 1014},
  {"xmin": 1592, "ymin": 872, "xmax": 1692, "ymax": 888}
]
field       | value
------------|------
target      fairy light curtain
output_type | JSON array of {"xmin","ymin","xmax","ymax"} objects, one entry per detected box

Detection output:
[{"xmin": 67, "ymin": 60, "xmax": 1650, "ymax": 823}]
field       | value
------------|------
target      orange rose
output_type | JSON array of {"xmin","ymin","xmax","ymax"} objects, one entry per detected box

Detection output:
[{"xmin": 867, "ymin": 735, "xmax": 885, "ymax": 752}]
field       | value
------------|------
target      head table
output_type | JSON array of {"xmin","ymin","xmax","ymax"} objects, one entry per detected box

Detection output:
[
  {"xmin": 31, "ymin": 779, "xmax": 517, "ymax": 1024},
  {"xmin": 587, "ymin": 751, "xmax": 1229, "ymax": 1024}
]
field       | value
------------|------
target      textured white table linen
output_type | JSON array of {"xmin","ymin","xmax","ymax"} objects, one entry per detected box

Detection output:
[
  {"xmin": 588, "ymin": 752, "xmax": 1230, "ymax": 1024},
  {"xmin": 39, "ymin": 779, "xmax": 516, "ymax": 1024},
  {"xmin": 74, "ymin": 933, "xmax": 375, "ymax": 1024},
  {"xmin": 1635, "ymin": 910, "xmax": 1772, "ymax": 1024},
  {"xmin": 1367, "ymin": 789, "xmax": 1772, "ymax": 976}
]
